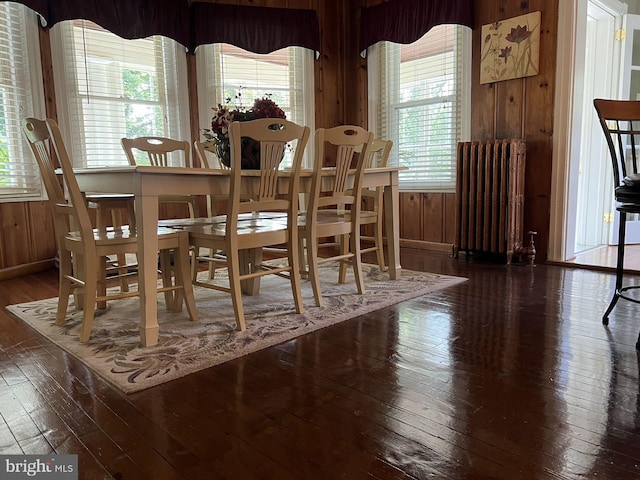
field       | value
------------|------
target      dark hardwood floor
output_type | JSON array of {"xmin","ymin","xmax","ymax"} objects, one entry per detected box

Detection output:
[{"xmin": 1, "ymin": 248, "xmax": 640, "ymax": 479}]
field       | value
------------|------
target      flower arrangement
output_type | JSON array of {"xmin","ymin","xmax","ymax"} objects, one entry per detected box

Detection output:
[{"xmin": 204, "ymin": 94, "xmax": 286, "ymax": 169}]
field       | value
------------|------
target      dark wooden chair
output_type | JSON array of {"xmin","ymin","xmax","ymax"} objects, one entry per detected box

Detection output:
[{"xmin": 594, "ymin": 98, "xmax": 640, "ymax": 349}]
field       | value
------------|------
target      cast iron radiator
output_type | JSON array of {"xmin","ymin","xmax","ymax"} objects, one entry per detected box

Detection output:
[{"xmin": 453, "ymin": 139, "xmax": 526, "ymax": 264}]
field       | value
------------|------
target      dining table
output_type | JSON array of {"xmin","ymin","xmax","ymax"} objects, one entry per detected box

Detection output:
[{"xmin": 72, "ymin": 165, "xmax": 404, "ymax": 347}]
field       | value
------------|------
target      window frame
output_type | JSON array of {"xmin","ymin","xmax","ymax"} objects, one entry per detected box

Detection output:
[
  {"xmin": 368, "ymin": 25, "xmax": 471, "ymax": 193},
  {"xmin": 195, "ymin": 43, "xmax": 315, "ymax": 168},
  {"xmin": 0, "ymin": 3, "xmax": 46, "ymax": 202},
  {"xmin": 49, "ymin": 20, "xmax": 191, "ymax": 169}
]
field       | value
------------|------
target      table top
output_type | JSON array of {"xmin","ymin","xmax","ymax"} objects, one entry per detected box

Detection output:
[{"xmin": 71, "ymin": 165, "xmax": 406, "ymax": 175}]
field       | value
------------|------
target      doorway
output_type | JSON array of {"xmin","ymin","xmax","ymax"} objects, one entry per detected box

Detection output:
[
  {"xmin": 549, "ymin": 0, "xmax": 627, "ymax": 266},
  {"xmin": 574, "ymin": 0, "xmax": 624, "ymax": 254}
]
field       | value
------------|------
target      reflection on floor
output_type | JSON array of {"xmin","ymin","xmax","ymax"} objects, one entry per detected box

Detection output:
[{"xmin": 568, "ymin": 244, "xmax": 640, "ymax": 272}]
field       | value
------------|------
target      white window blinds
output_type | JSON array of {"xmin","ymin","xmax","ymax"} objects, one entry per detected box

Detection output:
[
  {"xmin": 196, "ymin": 44, "xmax": 315, "ymax": 166},
  {"xmin": 369, "ymin": 24, "xmax": 471, "ymax": 192},
  {"xmin": 50, "ymin": 20, "xmax": 190, "ymax": 168},
  {"xmin": 0, "ymin": 3, "xmax": 44, "ymax": 200}
]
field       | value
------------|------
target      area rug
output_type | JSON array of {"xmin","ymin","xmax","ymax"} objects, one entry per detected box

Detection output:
[{"xmin": 6, "ymin": 263, "xmax": 466, "ymax": 394}]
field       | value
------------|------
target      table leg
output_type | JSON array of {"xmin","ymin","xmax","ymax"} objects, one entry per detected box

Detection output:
[
  {"xmin": 239, "ymin": 248, "xmax": 262, "ymax": 295},
  {"xmin": 137, "ymin": 195, "xmax": 159, "ymax": 346},
  {"xmin": 384, "ymin": 178, "xmax": 401, "ymax": 280}
]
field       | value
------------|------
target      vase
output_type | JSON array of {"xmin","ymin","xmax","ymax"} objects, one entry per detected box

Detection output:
[{"xmin": 217, "ymin": 137, "xmax": 261, "ymax": 170}]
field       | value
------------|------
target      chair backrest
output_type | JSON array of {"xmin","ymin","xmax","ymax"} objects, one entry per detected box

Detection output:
[
  {"xmin": 307, "ymin": 125, "xmax": 374, "ymax": 221},
  {"xmin": 226, "ymin": 118, "xmax": 310, "ymax": 230},
  {"xmin": 121, "ymin": 136, "xmax": 192, "ymax": 168},
  {"xmin": 194, "ymin": 139, "xmax": 229, "ymax": 170},
  {"xmin": 355, "ymin": 138, "xmax": 393, "ymax": 168},
  {"xmin": 22, "ymin": 118, "xmax": 96, "ymax": 250},
  {"xmin": 594, "ymin": 99, "xmax": 640, "ymax": 188}
]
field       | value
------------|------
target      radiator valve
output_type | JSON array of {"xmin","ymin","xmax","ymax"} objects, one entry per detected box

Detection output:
[{"xmin": 516, "ymin": 231, "xmax": 537, "ymax": 266}]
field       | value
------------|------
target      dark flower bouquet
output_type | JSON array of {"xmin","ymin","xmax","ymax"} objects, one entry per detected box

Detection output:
[{"xmin": 204, "ymin": 95, "xmax": 286, "ymax": 169}]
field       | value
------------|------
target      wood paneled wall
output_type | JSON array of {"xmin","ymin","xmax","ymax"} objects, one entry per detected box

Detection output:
[
  {"xmin": 0, "ymin": 0, "xmax": 559, "ymax": 277},
  {"xmin": 354, "ymin": 0, "xmax": 558, "ymax": 260},
  {"xmin": 468, "ymin": 0, "xmax": 557, "ymax": 263}
]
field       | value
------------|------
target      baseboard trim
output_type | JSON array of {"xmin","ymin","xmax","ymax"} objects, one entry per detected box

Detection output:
[
  {"xmin": 0, "ymin": 259, "xmax": 56, "ymax": 281},
  {"xmin": 399, "ymin": 239, "xmax": 454, "ymax": 254}
]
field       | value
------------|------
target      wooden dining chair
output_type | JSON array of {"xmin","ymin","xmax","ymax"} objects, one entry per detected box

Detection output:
[
  {"xmin": 85, "ymin": 193, "xmax": 137, "ymax": 294},
  {"xmin": 194, "ymin": 138, "xmax": 229, "ymax": 171},
  {"xmin": 23, "ymin": 118, "xmax": 198, "ymax": 343},
  {"xmin": 299, "ymin": 137, "xmax": 391, "ymax": 283},
  {"xmin": 345, "ymin": 138, "xmax": 393, "ymax": 273},
  {"xmin": 194, "ymin": 138, "xmax": 260, "ymax": 214},
  {"xmin": 121, "ymin": 136, "xmax": 200, "ymax": 218},
  {"xmin": 299, "ymin": 125, "xmax": 374, "ymax": 307},
  {"xmin": 170, "ymin": 118, "xmax": 310, "ymax": 331},
  {"xmin": 192, "ymin": 139, "xmax": 234, "ymax": 279},
  {"xmin": 192, "ymin": 138, "xmax": 284, "ymax": 281}
]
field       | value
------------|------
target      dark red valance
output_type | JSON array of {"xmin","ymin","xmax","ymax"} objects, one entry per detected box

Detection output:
[
  {"xmin": 54, "ymin": 0, "xmax": 190, "ymax": 47},
  {"xmin": 190, "ymin": 3, "xmax": 320, "ymax": 55},
  {"xmin": 10, "ymin": 0, "xmax": 320, "ymax": 55},
  {"xmin": 12, "ymin": 0, "xmax": 190, "ymax": 47},
  {"xmin": 360, "ymin": 0, "xmax": 474, "ymax": 54}
]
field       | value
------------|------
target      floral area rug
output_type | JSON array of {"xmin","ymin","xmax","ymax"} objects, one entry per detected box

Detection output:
[{"xmin": 6, "ymin": 263, "xmax": 466, "ymax": 394}]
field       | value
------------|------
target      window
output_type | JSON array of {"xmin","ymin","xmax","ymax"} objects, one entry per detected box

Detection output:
[
  {"xmin": 368, "ymin": 24, "xmax": 471, "ymax": 192},
  {"xmin": 196, "ymin": 44, "xmax": 315, "ymax": 166},
  {"xmin": 0, "ymin": 3, "xmax": 45, "ymax": 200},
  {"xmin": 50, "ymin": 20, "xmax": 190, "ymax": 168}
]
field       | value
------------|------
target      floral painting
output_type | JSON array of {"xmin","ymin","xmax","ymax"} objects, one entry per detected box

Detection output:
[{"xmin": 480, "ymin": 11, "xmax": 541, "ymax": 84}]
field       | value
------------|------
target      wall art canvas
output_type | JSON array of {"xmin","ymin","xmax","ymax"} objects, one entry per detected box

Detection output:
[{"xmin": 480, "ymin": 11, "xmax": 541, "ymax": 84}]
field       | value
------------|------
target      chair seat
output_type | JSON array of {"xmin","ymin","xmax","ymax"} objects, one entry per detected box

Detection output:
[
  {"xmin": 184, "ymin": 217, "xmax": 289, "ymax": 239},
  {"xmin": 615, "ymin": 185, "xmax": 640, "ymax": 207},
  {"xmin": 65, "ymin": 225, "xmax": 185, "ymax": 246},
  {"xmin": 298, "ymin": 209, "xmax": 378, "ymax": 227},
  {"xmin": 159, "ymin": 211, "xmax": 287, "ymax": 229}
]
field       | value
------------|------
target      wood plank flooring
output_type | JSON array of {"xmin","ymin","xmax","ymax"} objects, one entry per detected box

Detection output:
[
  {"xmin": 569, "ymin": 244, "xmax": 640, "ymax": 272},
  {"xmin": 1, "ymin": 248, "xmax": 640, "ymax": 479}
]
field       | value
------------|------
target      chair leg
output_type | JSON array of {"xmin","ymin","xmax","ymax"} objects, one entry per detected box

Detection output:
[
  {"xmin": 74, "ymin": 254, "xmax": 86, "ymax": 311},
  {"xmin": 79, "ymin": 256, "xmax": 99, "ymax": 342},
  {"xmin": 307, "ymin": 234, "xmax": 323, "ymax": 307},
  {"xmin": 97, "ymin": 205, "xmax": 129, "ymax": 294},
  {"xmin": 298, "ymin": 234, "xmax": 308, "ymax": 278},
  {"xmin": 175, "ymin": 235, "xmax": 198, "ymax": 321},
  {"xmin": 208, "ymin": 249, "xmax": 217, "ymax": 280},
  {"xmin": 160, "ymin": 250, "xmax": 175, "ymax": 310},
  {"xmin": 227, "ymin": 247, "xmax": 247, "ymax": 331},
  {"xmin": 351, "ymin": 228, "xmax": 366, "ymax": 295},
  {"xmin": 89, "ymin": 199, "xmax": 107, "ymax": 309},
  {"xmin": 56, "ymin": 251, "xmax": 73, "ymax": 326},
  {"xmin": 338, "ymin": 234, "xmax": 349, "ymax": 284},
  {"xmin": 288, "ymin": 235, "xmax": 305, "ymax": 315},
  {"xmin": 97, "ymin": 256, "xmax": 108, "ymax": 310},
  {"xmin": 191, "ymin": 247, "xmax": 200, "ymax": 283},
  {"xmin": 111, "ymin": 209, "xmax": 129, "ymax": 292},
  {"xmin": 374, "ymin": 215, "xmax": 387, "ymax": 272},
  {"xmin": 603, "ymin": 212, "xmax": 626, "ymax": 325}
]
